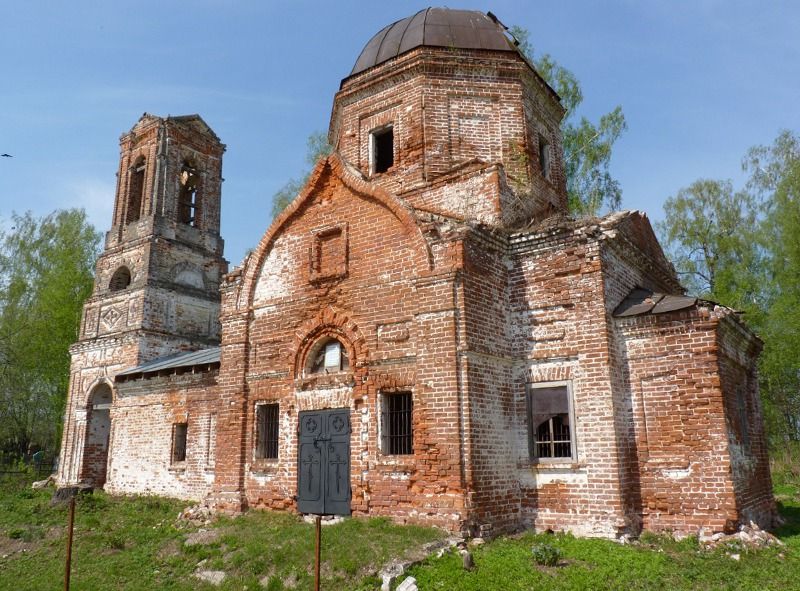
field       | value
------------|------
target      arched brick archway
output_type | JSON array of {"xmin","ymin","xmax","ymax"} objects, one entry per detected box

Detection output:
[{"xmin": 80, "ymin": 382, "xmax": 113, "ymax": 487}]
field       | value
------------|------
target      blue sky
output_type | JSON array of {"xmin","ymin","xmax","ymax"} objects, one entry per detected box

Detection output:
[{"xmin": 1, "ymin": 1, "xmax": 798, "ymax": 267}]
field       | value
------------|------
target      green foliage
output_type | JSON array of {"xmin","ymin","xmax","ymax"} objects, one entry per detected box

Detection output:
[
  {"xmin": 531, "ymin": 541, "xmax": 562, "ymax": 566},
  {"xmin": 270, "ymin": 131, "xmax": 332, "ymax": 219},
  {"xmin": 657, "ymin": 179, "xmax": 763, "ymax": 309},
  {"xmin": 0, "ymin": 209, "xmax": 100, "ymax": 456},
  {"xmin": 659, "ymin": 131, "xmax": 800, "ymax": 443},
  {"xmin": 510, "ymin": 26, "xmax": 628, "ymax": 216}
]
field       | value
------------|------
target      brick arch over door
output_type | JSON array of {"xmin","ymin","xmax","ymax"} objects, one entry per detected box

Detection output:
[
  {"xmin": 80, "ymin": 380, "xmax": 114, "ymax": 488},
  {"xmin": 237, "ymin": 152, "xmax": 433, "ymax": 310}
]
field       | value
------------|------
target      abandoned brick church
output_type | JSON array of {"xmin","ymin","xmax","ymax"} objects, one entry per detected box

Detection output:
[{"xmin": 57, "ymin": 8, "xmax": 776, "ymax": 538}]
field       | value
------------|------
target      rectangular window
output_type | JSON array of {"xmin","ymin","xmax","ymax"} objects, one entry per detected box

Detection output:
[
  {"xmin": 255, "ymin": 403, "xmax": 279, "ymax": 460},
  {"xmin": 172, "ymin": 423, "xmax": 188, "ymax": 463},
  {"xmin": 527, "ymin": 382, "xmax": 575, "ymax": 462},
  {"xmin": 538, "ymin": 134, "xmax": 551, "ymax": 180},
  {"xmin": 381, "ymin": 391, "xmax": 413, "ymax": 455},
  {"xmin": 370, "ymin": 126, "xmax": 394, "ymax": 175}
]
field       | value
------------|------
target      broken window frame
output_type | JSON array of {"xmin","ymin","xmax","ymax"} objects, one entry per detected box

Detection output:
[
  {"xmin": 526, "ymin": 381, "xmax": 576, "ymax": 463},
  {"xmin": 255, "ymin": 403, "xmax": 280, "ymax": 460},
  {"xmin": 171, "ymin": 422, "xmax": 188, "ymax": 464},
  {"xmin": 369, "ymin": 124, "xmax": 394, "ymax": 175},
  {"xmin": 380, "ymin": 390, "xmax": 414, "ymax": 456},
  {"xmin": 177, "ymin": 162, "xmax": 201, "ymax": 227}
]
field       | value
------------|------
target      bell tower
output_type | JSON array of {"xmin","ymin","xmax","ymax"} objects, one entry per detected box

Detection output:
[
  {"xmin": 89, "ymin": 113, "xmax": 227, "ymax": 357},
  {"xmin": 57, "ymin": 114, "xmax": 227, "ymax": 486}
]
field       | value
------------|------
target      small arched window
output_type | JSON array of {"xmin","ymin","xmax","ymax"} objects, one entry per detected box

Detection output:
[
  {"xmin": 178, "ymin": 161, "xmax": 200, "ymax": 227},
  {"xmin": 127, "ymin": 157, "xmax": 146, "ymax": 223},
  {"xmin": 307, "ymin": 337, "xmax": 349, "ymax": 374},
  {"xmin": 109, "ymin": 266, "xmax": 132, "ymax": 291}
]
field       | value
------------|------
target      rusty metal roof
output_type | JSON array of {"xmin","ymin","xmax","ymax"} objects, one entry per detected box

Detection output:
[
  {"xmin": 349, "ymin": 8, "xmax": 518, "ymax": 77},
  {"xmin": 116, "ymin": 347, "xmax": 220, "ymax": 379},
  {"xmin": 613, "ymin": 288, "xmax": 698, "ymax": 318}
]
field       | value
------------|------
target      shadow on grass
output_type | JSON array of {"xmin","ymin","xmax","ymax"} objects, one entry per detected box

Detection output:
[{"xmin": 774, "ymin": 501, "xmax": 800, "ymax": 541}]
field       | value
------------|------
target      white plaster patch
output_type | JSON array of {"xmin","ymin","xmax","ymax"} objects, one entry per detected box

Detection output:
[{"xmin": 254, "ymin": 233, "xmax": 303, "ymax": 304}]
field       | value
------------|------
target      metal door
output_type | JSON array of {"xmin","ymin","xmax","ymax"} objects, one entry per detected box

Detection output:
[{"xmin": 297, "ymin": 408, "xmax": 351, "ymax": 515}]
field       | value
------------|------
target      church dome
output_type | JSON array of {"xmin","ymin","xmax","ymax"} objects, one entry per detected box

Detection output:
[{"xmin": 349, "ymin": 7, "xmax": 518, "ymax": 77}]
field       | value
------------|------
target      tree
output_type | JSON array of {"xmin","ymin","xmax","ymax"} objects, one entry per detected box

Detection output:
[
  {"xmin": 270, "ymin": 131, "xmax": 332, "ymax": 219},
  {"xmin": 659, "ymin": 131, "xmax": 800, "ymax": 443},
  {"xmin": 0, "ymin": 209, "xmax": 100, "ymax": 456},
  {"xmin": 510, "ymin": 26, "xmax": 627, "ymax": 216},
  {"xmin": 657, "ymin": 179, "xmax": 763, "ymax": 310},
  {"xmin": 743, "ymin": 131, "xmax": 800, "ymax": 442}
]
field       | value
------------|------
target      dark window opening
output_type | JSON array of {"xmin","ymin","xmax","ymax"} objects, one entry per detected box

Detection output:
[
  {"xmin": 371, "ymin": 126, "xmax": 394, "ymax": 174},
  {"xmin": 255, "ymin": 403, "xmax": 279, "ymax": 460},
  {"xmin": 172, "ymin": 423, "xmax": 188, "ymax": 463},
  {"xmin": 538, "ymin": 134, "xmax": 551, "ymax": 180},
  {"xmin": 308, "ymin": 338, "xmax": 349, "ymax": 374},
  {"xmin": 127, "ymin": 158, "xmax": 145, "ymax": 223},
  {"xmin": 382, "ymin": 391, "xmax": 413, "ymax": 455},
  {"xmin": 178, "ymin": 163, "xmax": 200, "ymax": 227},
  {"xmin": 109, "ymin": 266, "xmax": 132, "ymax": 291},
  {"xmin": 527, "ymin": 384, "xmax": 574, "ymax": 461}
]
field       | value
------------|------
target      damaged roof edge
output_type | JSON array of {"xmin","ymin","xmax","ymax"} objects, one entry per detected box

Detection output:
[{"xmin": 116, "ymin": 347, "xmax": 220, "ymax": 380}]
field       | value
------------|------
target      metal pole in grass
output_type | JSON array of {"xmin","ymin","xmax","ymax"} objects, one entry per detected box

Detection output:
[
  {"xmin": 64, "ymin": 495, "xmax": 75, "ymax": 591},
  {"xmin": 314, "ymin": 515, "xmax": 321, "ymax": 591}
]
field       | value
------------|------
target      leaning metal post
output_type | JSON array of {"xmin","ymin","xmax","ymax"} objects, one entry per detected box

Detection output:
[
  {"xmin": 314, "ymin": 515, "xmax": 322, "ymax": 591},
  {"xmin": 64, "ymin": 495, "xmax": 76, "ymax": 591}
]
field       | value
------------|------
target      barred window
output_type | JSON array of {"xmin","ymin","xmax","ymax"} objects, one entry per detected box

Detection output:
[
  {"xmin": 381, "ymin": 391, "xmax": 413, "ymax": 455},
  {"xmin": 255, "ymin": 403, "xmax": 279, "ymax": 460},
  {"xmin": 172, "ymin": 423, "xmax": 188, "ymax": 463},
  {"xmin": 527, "ymin": 383, "xmax": 575, "ymax": 461}
]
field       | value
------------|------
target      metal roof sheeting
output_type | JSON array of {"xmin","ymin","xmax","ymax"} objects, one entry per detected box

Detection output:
[
  {"xmin": 116, "ymin": 347, "xmax": 220, "ymax": 378},
  {"xmin": 349, "ymin": 8, "xmax": 517, "ymax": 77},
  {"xmin": 613, "ymin": 288, "xmax": 698, "ymax": 318}
]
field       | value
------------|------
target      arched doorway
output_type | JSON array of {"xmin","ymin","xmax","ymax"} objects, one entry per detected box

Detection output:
[{"xmin": 81, "ymin": 383, "xmax": 113, "ymax": 487}]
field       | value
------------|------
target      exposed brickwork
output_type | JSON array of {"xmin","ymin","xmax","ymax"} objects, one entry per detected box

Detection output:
[{"xmin": 58, "ymin": 10, "xmax": 775, "ymax": 540}]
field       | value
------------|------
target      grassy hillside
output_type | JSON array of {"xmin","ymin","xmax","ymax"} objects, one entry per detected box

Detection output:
[{"xmin": 1, "ymin": 459, "xmax": 798, "ymax": 590}]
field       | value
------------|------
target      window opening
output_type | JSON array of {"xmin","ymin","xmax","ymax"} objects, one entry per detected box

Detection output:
[
  {"xmin": 255, "ymin": 403, "xmax": 279, "ymax": 460},
  {"xmin": 381, "ymin": 391, "xmax": 413, "ymax": 455},
  {"xmin": 370, "ymin": 126, "xmax": 394, "ymax": 174},
  {"xmin": 109, "ymin": 266, "xmax": 132, "ymax": 291},
  {"xmin": 538, "ymin": 134, "xmax": 551, "ymax": 180},
  {"xmin": 308, "ymin": 338, "xmax": 349, "ymax": 374},
  {"xmin": 172, "ymin": 423, "xmax": 188, "ymax": 463},
  {"xmin": 527, "ymin": 383, "xmax": 574, "ymax": 461},
  {"xmin": 127, "ymin": 158, "xmax": 145, "ymax": 223},
  {"xmin": 178, "ymin": 162, "xmax": 200, "ymax": 227}
]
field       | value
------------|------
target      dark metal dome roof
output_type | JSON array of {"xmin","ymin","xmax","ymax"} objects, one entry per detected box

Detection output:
[{"xmin": 349, "ymin": 8, "xmax": 518, "ymax": 77}]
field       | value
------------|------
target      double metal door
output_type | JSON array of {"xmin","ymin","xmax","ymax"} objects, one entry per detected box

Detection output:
[{"xmin": 297, "ymin": 408, "xmax": 351, "ymax": 515}]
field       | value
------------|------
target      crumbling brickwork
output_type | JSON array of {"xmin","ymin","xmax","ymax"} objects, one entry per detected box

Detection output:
[{"xmin": 58, "ymin": 8, "xmax": 776, "ymax": 539}]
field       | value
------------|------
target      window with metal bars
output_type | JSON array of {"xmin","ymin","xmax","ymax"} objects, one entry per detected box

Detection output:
[
  {"xmin": 255, "ymin": 403, "xmax": 279, "ymax": 460},
  {"xmin": 527, "ymin": 383, "xmax": 575, "ymax": 461},
  {"xmin": 172, "ymin": 423, "xmax": 188, "ymax": 463},
  {"xmin": 381, "ymin": 391, "xmax": 413, "ymax": 455}
]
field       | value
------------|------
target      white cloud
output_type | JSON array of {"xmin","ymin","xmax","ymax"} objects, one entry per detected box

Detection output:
[{"xmin": 61, "ymin": 176, "xmax": 115, "ymax": 233}]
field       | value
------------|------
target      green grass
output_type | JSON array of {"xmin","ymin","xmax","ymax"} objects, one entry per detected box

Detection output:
[
  {"xmin": 401, "ymin": 485, "xmax": 800, "ymax": 591},
  {"xmin": 0, "ymin": 476, "xmax": 442, "ymax": 590},
  {"xmin": 2, "ymin": 473, "xmax": 799, "ymax": 591}
]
